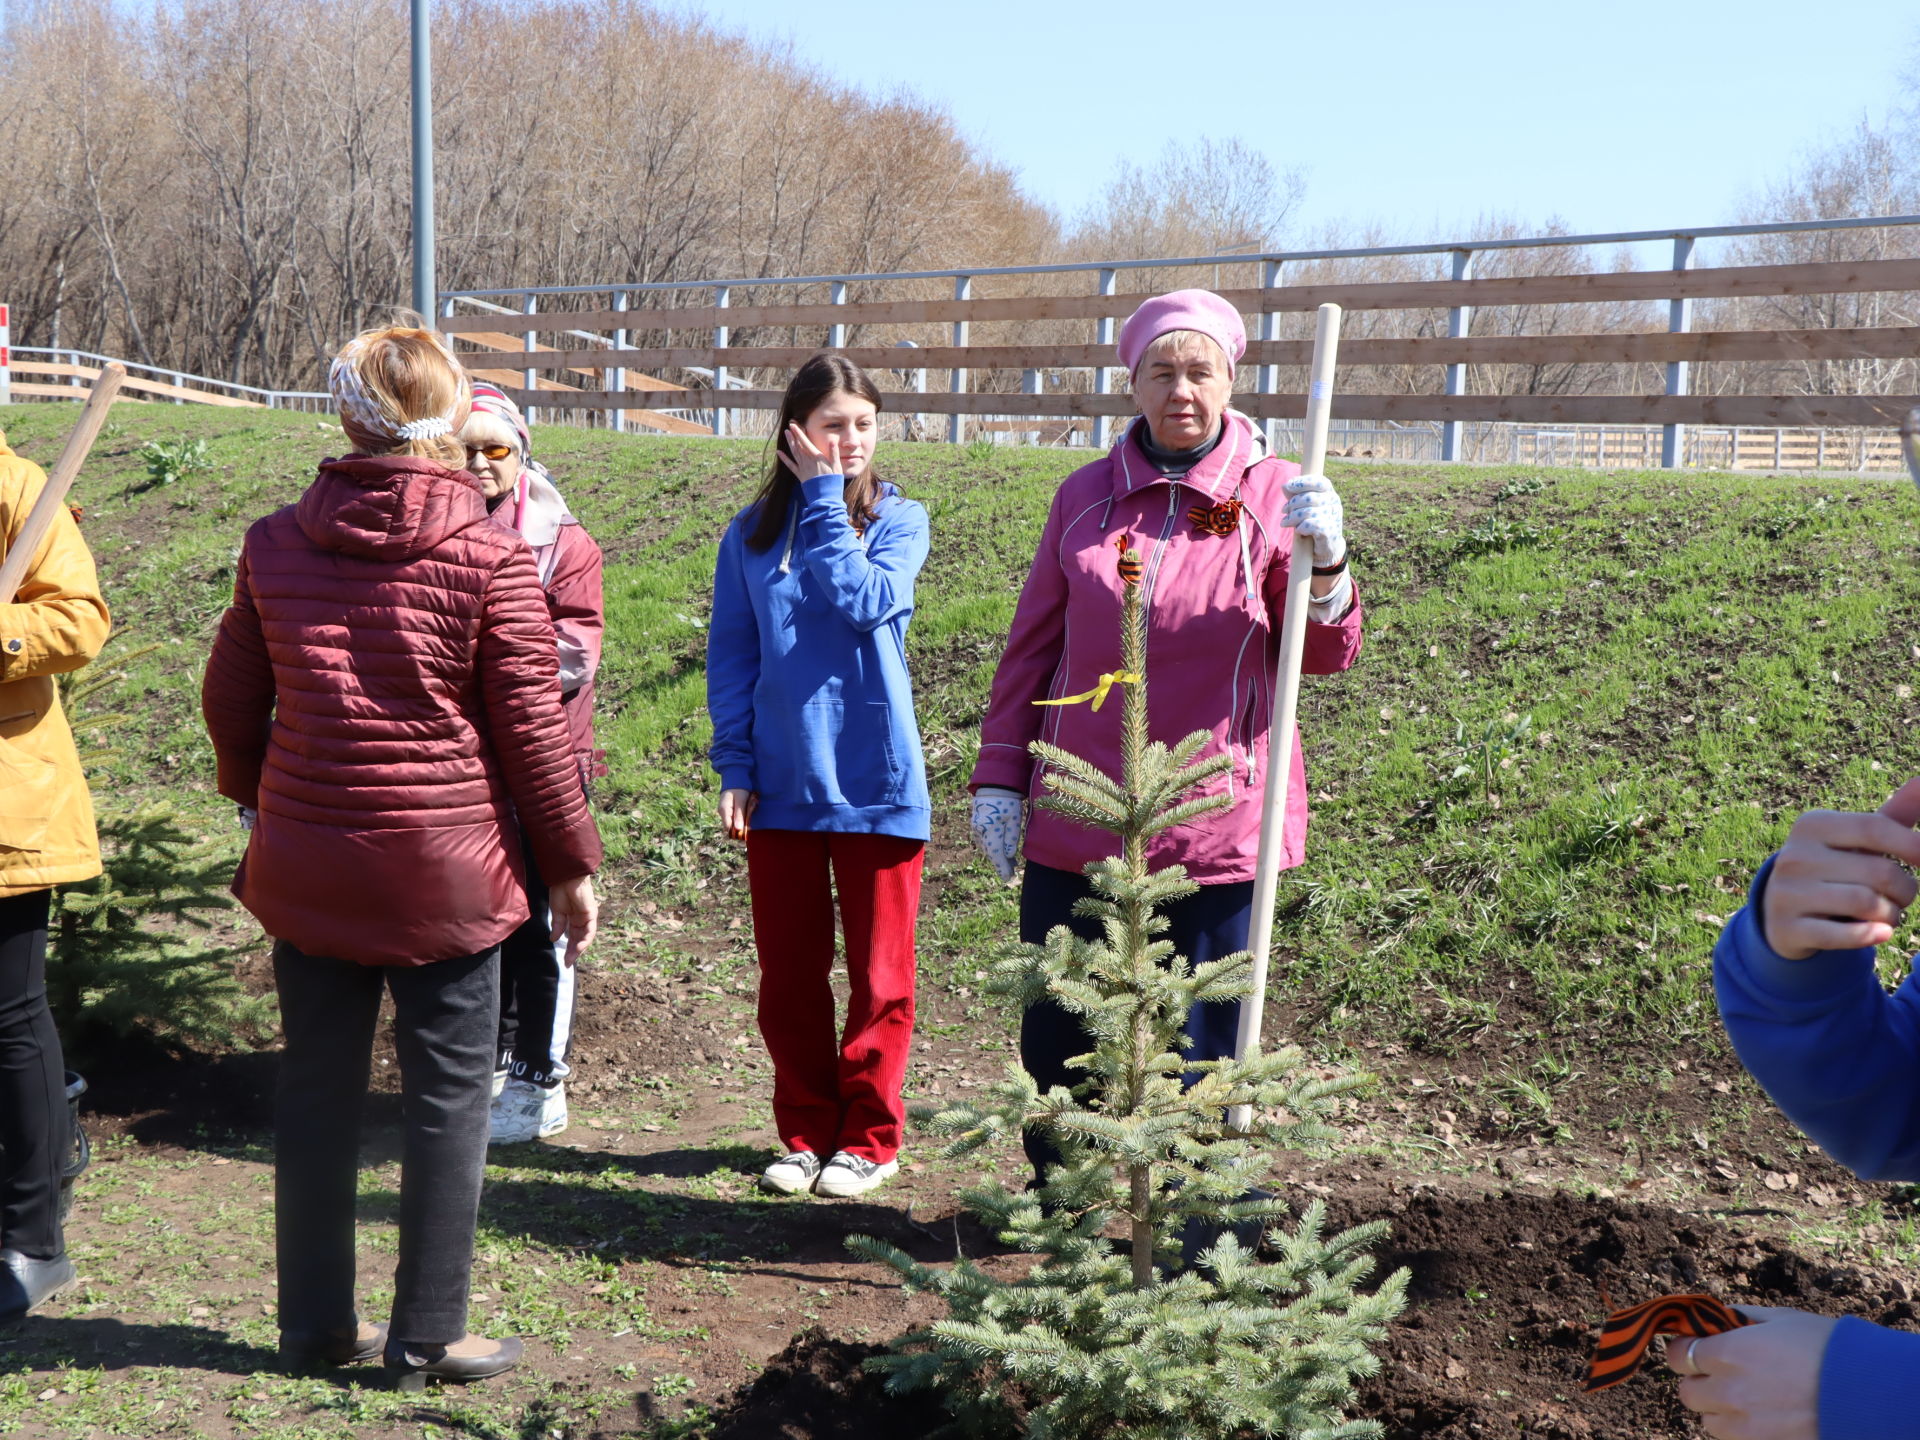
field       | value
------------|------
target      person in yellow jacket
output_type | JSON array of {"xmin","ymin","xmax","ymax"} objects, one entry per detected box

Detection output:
[{"xmin": 0, "ymin": 431, "xmax": 108, "ymax": 1320}]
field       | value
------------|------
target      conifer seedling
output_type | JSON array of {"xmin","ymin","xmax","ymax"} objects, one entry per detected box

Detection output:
[{"xmin": 850, "ymin": 538, "xmax": 1407, "ymax": 1440}]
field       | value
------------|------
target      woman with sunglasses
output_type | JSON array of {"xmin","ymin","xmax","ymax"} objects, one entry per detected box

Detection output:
[{"xmin": 460, "ymin": 384, "xmax": 606, "ymax": 1145}]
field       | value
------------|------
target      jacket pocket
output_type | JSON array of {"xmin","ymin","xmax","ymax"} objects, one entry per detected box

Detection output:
[
  {"xmin": 0, "ymin": 734, "xmax": 56, "ymax": 854},
  {"xmin": 770, "ymin": 699, "xmax": 906, "ymax": 809}
]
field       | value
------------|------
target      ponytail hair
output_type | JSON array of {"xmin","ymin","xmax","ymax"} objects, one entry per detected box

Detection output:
[{"xmin": 329, "ymin": 321, "xmax": 471, "ymax": 468}]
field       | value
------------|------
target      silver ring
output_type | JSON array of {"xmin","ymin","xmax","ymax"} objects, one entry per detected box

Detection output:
[{"xmin": 1679, "ymin": 1338, "xmax": 1703, "ymax": 1376}]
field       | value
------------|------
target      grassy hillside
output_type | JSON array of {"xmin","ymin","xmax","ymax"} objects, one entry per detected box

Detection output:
[
  {"xmin": 5, "ymin": 401, "xmax": 1917, "ymax": 1060},
  {"xmin": 6, "ymin": 402, "xmax": 1920, "ymax": 1438}
]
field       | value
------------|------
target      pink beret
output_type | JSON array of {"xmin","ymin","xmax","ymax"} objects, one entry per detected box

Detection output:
[{"xmin": 1116, "ymin": 289, "xmax": 1246, "ymax": 378}]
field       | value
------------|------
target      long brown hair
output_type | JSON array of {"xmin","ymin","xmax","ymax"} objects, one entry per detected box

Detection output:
[{"xmin": 745, "ymin": 354, "xmax": 888, "ymax": 552}]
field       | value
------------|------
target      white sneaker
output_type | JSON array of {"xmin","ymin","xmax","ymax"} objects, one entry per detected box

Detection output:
[
  {"xmin": 813, "ymin": 1151, "xmax": 899, "ymax": 1198},
  {"xmin": 490, "ymin": 1068, "xmax": 510, "ymax": 1100},
  {"xmin": 760, "ymin": 1150, "xmax": 824, "ymax": 1195},
  {"xmin": 488, "ymin": 1079, "xmax": 567, "ymax": 1145}
]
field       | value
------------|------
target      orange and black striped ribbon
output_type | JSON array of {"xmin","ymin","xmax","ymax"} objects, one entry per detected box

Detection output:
[{"xmin": 1583, "ymin": 1293, "xmax": 1752, "ymax": 1392}]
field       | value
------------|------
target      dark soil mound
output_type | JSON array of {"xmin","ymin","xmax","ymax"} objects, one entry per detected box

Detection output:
[
  {"xmin": 705, "ymin": 1188, "xmax": 1920, "ymax": 1439},
  {"xmin": 1340, "ymin": 1187, "xmax": 1918, "ymax": 1439},
  {"xmin": 703, "ymin": 1326, "xmax": 951, "ymax": 1439}
]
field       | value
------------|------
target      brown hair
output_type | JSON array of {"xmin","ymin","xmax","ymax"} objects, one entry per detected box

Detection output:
[
  {"xmin": 745, "ymin": 354, "xmax": 888, "ymax": 552},
  {"xmin": 333, "ymin": 322, "xmax": 471, "ymax": 468}
]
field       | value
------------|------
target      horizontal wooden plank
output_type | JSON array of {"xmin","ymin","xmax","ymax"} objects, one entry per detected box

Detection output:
[
  {"xmin": 10, "ymin": 362, "xmax": 262, "ymax": 407},
  {"xmin": 5, "ymin": 382, "xmax": 150, "ymax": 404},
  {"xmin": 504, "ymin": 324, "xmax": 1920, "ymax": 375},
  {"xmin": 446, "ymin": 330, "xmax": 686, "ymax": 391},
  {"xmin": 509, "ymin": 386, "xmax": 1920, "ymax": 428},
  {"xmin": 457, "ymin": 258, "xmax": 1920, "ymax": 335},
  {"xmin": 612, "ymin": 409, "xmax": 715, "ymax": 437}
]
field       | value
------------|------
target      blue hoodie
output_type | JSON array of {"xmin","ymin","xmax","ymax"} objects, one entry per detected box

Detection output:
[
  {"xmin": 1715, "ymin": 856, "xmax": 1920, "ymax": 1440},
  {"xmin": 706, "ymin": 473, "xmax": 930, "ymax": 841}
]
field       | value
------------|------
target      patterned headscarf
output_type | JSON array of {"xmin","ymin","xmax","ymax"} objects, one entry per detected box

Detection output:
[
  {"xmin": 466, "ymin": 382, "xmax": 532, "ymax": 456},
  {"xmin": 329, "ymin": 330, "xmax": 467, "ymax": 445}
]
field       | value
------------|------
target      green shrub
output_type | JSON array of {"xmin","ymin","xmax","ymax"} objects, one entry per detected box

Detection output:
[
  {"xmin": 1454, "ymin": 515, "xmax": 1544, "ymax": 557},
  {"xmin": 50, "ymin": 640, "xmax": 268, "ymax": 1054},
  {"xmin": 137, "ymin": 436, "xmax": 212, "ymax": 488}
]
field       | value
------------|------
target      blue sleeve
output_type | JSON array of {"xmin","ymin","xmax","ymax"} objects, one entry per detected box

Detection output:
[
  {"xmin": 705, "ymin": 524, "xmax": 759, "ymax": 793},
  {"xmin": 1715, "ymin": 855, "xmax": 1920, "ymax": 1181},
  {"xmin": 796, "ymin": 476, "xmax": 929, "ymax": 632},
  {"xmin": 1820, "ymin": 1317, "xmax": 1920, "ymax": 1439}
]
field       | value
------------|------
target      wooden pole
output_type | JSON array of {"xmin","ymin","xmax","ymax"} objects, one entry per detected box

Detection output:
[
  {"xmin": 1227, "ymin": 304, "xmax": 1341, "ymax": 1133},
  {"xmin": 0, "ymin": 363, "xmax": 126, "ymax": 602}
]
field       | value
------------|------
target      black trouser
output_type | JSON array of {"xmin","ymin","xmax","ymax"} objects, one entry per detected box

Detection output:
[
  {"xmin": 495, "ymin": 846, "xmax": 573, "ymax": 1087},
  {"xmin": 273, "ymin": 941, "xmax": 498, "ymax": 1344},
  {"xmin": 0, "ymin": 890, "xmax": 65, "ymax": 1260},
  {"xmin": 1018, "ymin": 862, "xmax": 1253, "ymax": 1185}
]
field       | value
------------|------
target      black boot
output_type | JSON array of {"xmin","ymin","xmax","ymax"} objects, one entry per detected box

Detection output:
[
  {"xmin": 0, "ymin": 1249, "xmax": 74, "ymax": 1321},
  {"xmin": 384, "ymin": 1333, "xmax": 523, "ymax": 1391},
  {"xmin": 279, "ymin": 1320, "xmax": 389, "ymax": 1372}
]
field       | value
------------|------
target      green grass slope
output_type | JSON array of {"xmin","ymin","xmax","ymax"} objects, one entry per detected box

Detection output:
[{"xmin": 7, "ymin": 401, "xmax": 1917, "ymax": 1060}]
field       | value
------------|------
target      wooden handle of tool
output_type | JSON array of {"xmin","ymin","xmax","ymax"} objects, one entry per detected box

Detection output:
[
  {"xmin": 0, "ymin": 364, "xmax": 126, "ymax": 603},
  {"xmin": 1229, "ymin": 303, "xmax": 1342, "ymax": 1132}
]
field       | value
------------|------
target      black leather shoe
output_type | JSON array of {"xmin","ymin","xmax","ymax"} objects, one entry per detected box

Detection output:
[
  {"xmin": 0, "ymin": 1249, "xmax": 74, "ymax": 1321},
  {"xmin": 383, "ymin": 1333, "xmax": 523, "ymax": 1391},
  {"xmin": 279, "ymin": 1320, "xmax": 388, "ymax": 1372}
]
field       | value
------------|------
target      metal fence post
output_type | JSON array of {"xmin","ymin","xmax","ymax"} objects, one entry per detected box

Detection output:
[
  {"xmin": 1258, "ymin": 259, "xmax": 1282, "ymax": 452},
  {"xmin": 520, "ymin": 291, "xmax": 538, "ymax": 427},
  {"xmin": 1440, "ymin": 248, "xmax": 1474, "ymax": 462},
  {"xmin": 713, "ymin": 285, "xmax": 730, "ymax": 438},
  {"xmin": 610, "ymin": 291, "xmax": 628, "ymax": 435},
  {"xmin": 1661, "ymin": 235, "xmax": 1695, "ymax": 469},
  {"xmin": 948, "ymin": 275, "xmax": 971, "ymax": 446},
  {"xmin": 828, "ymin": 281, "xmax": 847, "ymax": 349},
  {"xmin": 1092, "ymin": 268, "xmax": 1118, "ymax": 450},
  {"xmin": 1022, "ymin": 367, "xmax": 1042, "ymax": 445}
]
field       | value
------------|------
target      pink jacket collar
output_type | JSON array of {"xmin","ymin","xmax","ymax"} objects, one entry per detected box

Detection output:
[{"xmin": 1110, "ymin": 410, "xmax": 1265, "ymax": 504}]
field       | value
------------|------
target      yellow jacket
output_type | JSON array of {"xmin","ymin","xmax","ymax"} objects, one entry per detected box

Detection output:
[{"xmin": 0, "ymin": 435, "xmax": 110, "ymax": 898}]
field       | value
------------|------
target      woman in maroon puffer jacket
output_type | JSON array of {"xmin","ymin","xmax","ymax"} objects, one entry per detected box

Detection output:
[{"xmin": 201, "ymin": 325, "xmax": 602, "ymax": 1390}]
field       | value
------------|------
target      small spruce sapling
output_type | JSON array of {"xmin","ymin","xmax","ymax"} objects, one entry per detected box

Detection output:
[
  {"xmin": 49, "ymin": 637, "xmax": 268, "ymax": 1053},
  {"xmin": 850, "ymin": 536, "xmax": 1407, "ymax": 1440}
]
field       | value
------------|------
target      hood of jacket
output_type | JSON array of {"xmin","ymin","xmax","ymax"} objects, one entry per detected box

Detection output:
[
  {"xmin": 1109, "ymin": 408, "xmax": 1269, "ymax": 505},
  {"xmin": 297, "ymin": 455, "xmax": 488, "ymax": 563}
]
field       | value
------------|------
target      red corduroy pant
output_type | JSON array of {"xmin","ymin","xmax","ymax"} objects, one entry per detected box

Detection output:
[{"xmin": 745, "ymin": 829, "xmax": 923, "ymax": 1162}]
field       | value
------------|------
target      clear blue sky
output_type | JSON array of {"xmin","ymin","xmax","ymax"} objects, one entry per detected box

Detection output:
[{"xmin": 692, "ymin": 0, "xmax": 1918, "ymax": 246}]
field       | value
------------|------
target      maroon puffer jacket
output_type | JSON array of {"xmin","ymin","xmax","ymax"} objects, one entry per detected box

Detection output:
[{"xmin": 201, "ymin": 455, "xmax": 603, "ymax": 966}]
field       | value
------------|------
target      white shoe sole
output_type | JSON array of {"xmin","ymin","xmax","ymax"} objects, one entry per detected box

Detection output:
[
  {"xmin": 814, "ymin": 1159, "xmax": 899, "ymax": 1198},
  {"xmin": 760, "ymin": 1164, "xmax": 821, "ymax": 1196}
]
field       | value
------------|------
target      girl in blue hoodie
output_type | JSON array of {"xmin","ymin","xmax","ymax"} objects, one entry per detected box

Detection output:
[
  {"xmin": 706, "ymin": 355, "xmax": 930, "ymax": 1200},
  {"xmin": 1707, "ymin": 775, "xmax": 1920, "ymax": 1440}
]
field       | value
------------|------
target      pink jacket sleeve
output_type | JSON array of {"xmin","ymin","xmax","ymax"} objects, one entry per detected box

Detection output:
[
  {"xmin": 1263, "ymin": 537, "xmax": 1364, "ymax": 676},
  {"xmin": 546, "ymin": 524, "xmax": 605, "ymax": 697},
  {"xmin": 969, "ymin": 492, "xmax": 1071, "ymax": 795}
]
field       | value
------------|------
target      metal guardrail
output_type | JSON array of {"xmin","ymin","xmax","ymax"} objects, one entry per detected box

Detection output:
[
  {"xmin": 440, "ymin": 213, "xmax": 1920, "ymax": 299},
  {"xmin": 6, "ymin": 348, "xmax": 330, "ymax": 411},
  {"xmin": 439, "ymin": 212, "xmax": 1920, "ymax": 463}
]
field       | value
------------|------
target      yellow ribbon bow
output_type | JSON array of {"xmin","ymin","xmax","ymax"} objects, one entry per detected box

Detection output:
[{"xmin": 1033, "ymin": 671, "xmax": 1141, "ymax": 712}]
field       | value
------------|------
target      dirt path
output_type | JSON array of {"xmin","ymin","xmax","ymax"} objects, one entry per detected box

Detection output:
[{"xmin": 7, "ymin": 953, "xmax": 1914, "ymax": 1438}]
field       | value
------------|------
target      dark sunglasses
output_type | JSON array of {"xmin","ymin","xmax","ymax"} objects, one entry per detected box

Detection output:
[{"xmin": 466, "ymin": 443, "xmax": 515, "ymax": 462}]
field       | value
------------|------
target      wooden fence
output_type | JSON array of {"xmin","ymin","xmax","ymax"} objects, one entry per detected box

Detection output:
[{"xmin": 443, "ymin": 243, "xmax": 1920, "ymax": 464}]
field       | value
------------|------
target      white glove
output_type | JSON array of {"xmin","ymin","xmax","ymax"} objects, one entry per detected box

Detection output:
[
  {"xmin": 1281, "ymin": 473, "xmax": 1346, "ymax": 568},
  {"xmin": 969, "ymin": 787, "xmax": 1025, "ymax": 882}
]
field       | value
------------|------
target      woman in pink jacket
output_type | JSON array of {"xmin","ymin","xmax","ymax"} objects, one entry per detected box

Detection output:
[
  {"xmin": 459, "ymin": 384, "xmax": 606, "ymax": 1146},
  {"xmin": 967, "ymin": 289, "xmax": 1362, "ymax": 1185}
]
